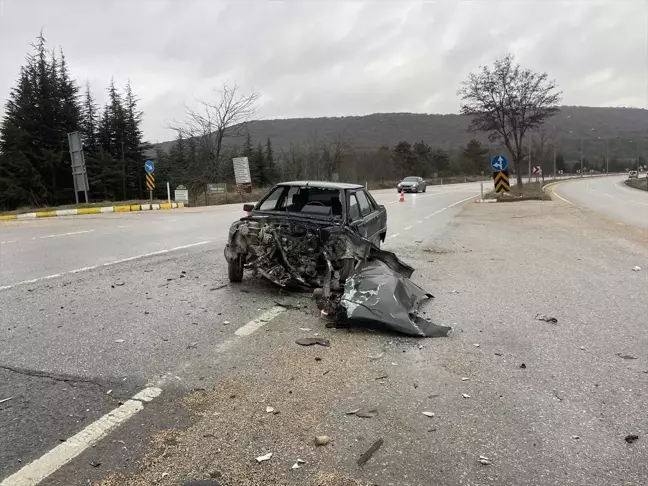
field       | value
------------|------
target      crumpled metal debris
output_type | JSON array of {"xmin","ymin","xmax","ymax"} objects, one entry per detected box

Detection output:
[
  {"xmin": 331, "ymin": 248, "xmax": 452, "ymax": 337},
  {"xmin": 535, "ymin": 314, "xmax": 558, "ymax": 323}
]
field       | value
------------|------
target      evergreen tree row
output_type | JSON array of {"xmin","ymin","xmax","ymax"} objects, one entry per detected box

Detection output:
[{"xmin": 0, "ymin": 33, "xmax": 148, "ymax": 210}]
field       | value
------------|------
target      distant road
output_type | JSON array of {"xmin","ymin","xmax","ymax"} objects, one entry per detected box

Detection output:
[{"xmin": 553, "ymin": 175, "xmax": 648, "ymax": 229}]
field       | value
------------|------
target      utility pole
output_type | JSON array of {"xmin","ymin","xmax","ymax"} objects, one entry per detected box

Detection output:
[
  {"xmin": 580, "ymin": 138, "xmax": 583, "ymax": 177},
  {"xmin": 527, "ymin": 136, "xmax": 532, "ymax": 184},
  {"xmin": 553, "ymin": 145, "xmax": 557, "ymax": 180}
]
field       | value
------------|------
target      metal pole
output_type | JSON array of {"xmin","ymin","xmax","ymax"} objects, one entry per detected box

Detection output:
[
  {"xmin": 580, "ymin": 138, "xmax": 583, "ymax": 176},
  {"xmin": 480, "ymin": 182, "xmax": 484, "ymax": 199},
  {"xmin": 553, "ymin": 145, "xmax": 556, "ymax": 180},
  {"xmin": 528, "ymin": 136, "xmax": 531, "ymax": 184},
  {"xmin": 167, "ymin": 182, "xmax": 171, "ymax": 203},
  {"xmin": 605, "ymin": 139, "xmax": 609, "ymax": 175},
  {"xmin": 121, "ymin": 141, "xmax": 126, "ymax": 199}
]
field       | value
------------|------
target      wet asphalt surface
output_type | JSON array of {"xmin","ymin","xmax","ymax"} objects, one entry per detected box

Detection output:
[
  {"xmin": 0, "ymin": 183, "xmax": 482, "ymax": 484},
  {"xmin": 28, "ymin": 196, "xmax": 648, "ymax": 486}
]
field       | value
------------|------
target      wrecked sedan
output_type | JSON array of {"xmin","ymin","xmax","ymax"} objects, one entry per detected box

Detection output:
[{"xmin": 224, "ymin": 181, "xmax": 387, "ymax": 288}]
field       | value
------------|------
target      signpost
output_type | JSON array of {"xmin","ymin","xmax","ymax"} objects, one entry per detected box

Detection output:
[
  {"xmin": 174, "ymin": 184, "xmax": 189, "ymax": 204},
  {"xmin": 144, "ymin": 160, "xmax": 155, "ymax": 199},
  {"xmin": 232, "ymin": 157, "xmax": 252, "ymax": 196},
  {"xmin": 67, "ymin": 131, "xmax": 89, "ymax": 204},
  {"xmin": 491, "ymin": 155, "xmax": 508, "ymax": 172},
  {"xmin": 532, "ymin": 165, "xmax": 542, "ymax": 182},
  {"xmin": 491, "ymin": 155, "xmax": 510, "ymax": 194}
]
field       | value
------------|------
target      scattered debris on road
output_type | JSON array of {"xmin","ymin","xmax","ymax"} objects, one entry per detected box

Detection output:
[
  {"xmin": 572, "ymin": 435, "xmax": 580, "ymax": 440},
  {"xmin": 473, "ymin": 343, "xmax": 480, "ymax": 347},
  {"xmin": 625, "ymin": 434, "xmax": 639, "ymax": 444},
  {"xmin": 422, "ymin": 411, "xmax": 435, "ymax": 417},
  {"xmin": 299, "ymin": 327, "xmax": 312, "ymax": 331},
  {"xmin": 114, "ymin": 339, "xmax": 125, "ymax": 344},
  {"xmin": 315, "ymin": 435, "xmax": 330, "ymax": 446},
  {"xmin": 520, "ymin": 363, "xmax": 527, "ymax": 369},
  {"xmin": 357, "ymin": 438, "xmax": 384, "ymax": 467},
  {"xmin": 291, "ymin": 458, "xmax": 306, "ymax": 470},
  {"xmin": 0, "ymin": 396, "xmax": 14, "ymax": 404},
  {"xmin": 255, "ymin": 452, "xmax": 273, "ymax": 463},
  {"xmin": 89, "ymin": 460, "xmax": 101, "ymax": 468},
  {"xmin": 462, "ymin": 393, "xmax": 471, "ymax": 398},
  {"xmin": 187, "ymin": 342, "xmax": 199, "ymax": 349},
  {"xmin": 535, "ymin": 314, "xmax": 558, "ymax": 323},
  {"xmin": 617, "ymin": 353, "xmax": 638, "ymax": 360},
  {"xmin": 632, "ymin": 266, "xmax": 642, "ymax": 272},
  {"xmin": 265, "ymin": 406, "xmax": 275, "ymax": 413},
  {"xmin": 295, "ymin": 337, "xmax": 330, "ymax": 347},
  {"xmin": 479, "ymin": 455, "xmax": 493, "ymax": 465},
  {"xmin": 348, "ymin": 407, "xmax": 378, "ymax": 418},
  {"xmin": 461, "ymin": 377, "xmax": 470, "ymax": 381}
]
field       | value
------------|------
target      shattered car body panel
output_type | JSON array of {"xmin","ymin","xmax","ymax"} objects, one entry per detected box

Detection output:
[{"xmin": 338, "ymin": 254, "xmax": 452, "ymax": 337}]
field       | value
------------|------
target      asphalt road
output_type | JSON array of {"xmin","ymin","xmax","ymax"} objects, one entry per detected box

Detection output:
[
  {"xmin": 0, "ymin": 182, "xmax": 482, "ymax": 484},
  {"xmin": 554, "ymin": 175, "xmax": 648, "ymax": 229}
]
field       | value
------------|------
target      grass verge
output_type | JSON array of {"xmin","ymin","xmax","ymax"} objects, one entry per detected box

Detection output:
[{"xmin": 625, "ymin": 178, "xmax": 648, "ymax": 192}]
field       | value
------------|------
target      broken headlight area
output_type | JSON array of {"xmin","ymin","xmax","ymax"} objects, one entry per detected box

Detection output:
[{"xmin": 224, "ymin": 218, "xmax": 368, "ymax": 289}]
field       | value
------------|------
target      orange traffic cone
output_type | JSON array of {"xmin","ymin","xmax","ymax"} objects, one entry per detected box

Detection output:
[{"xmin": 399, "ymin": 190, "xmax": 405, "ymax": 203}]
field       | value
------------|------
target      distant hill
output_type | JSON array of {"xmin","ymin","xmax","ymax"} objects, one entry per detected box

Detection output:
[{"xmin": 153, "ymin": 106, "xmax": 648, "ymax": 156}]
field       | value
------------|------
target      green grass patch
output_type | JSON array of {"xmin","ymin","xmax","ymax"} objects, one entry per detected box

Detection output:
[{"xmin": 625, "ymin": 178, "xmax": 648, "ymax": 191}]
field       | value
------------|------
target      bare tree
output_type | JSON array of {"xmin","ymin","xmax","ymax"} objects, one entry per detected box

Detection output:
[
  {"xmin": 458, "ymin": 54, "xmax": 561, "ymax": 186},
  {"xmin": 167, "ymin": 83, "xmax": 259, "ymax": 191},
  {"xmin": 320, "ymin": 135, "xmax": 350, "ymax": 180}
]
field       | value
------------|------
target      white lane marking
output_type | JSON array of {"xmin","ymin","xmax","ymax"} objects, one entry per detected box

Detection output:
[
  {"xmin": 417, "ymin": 220, "xmax": 423, "ymax": 224},
  {"xmin": 235, "ymin": 306, "xmax": 286, "ymax": 336},
  {"xmin": 423, "ymin": 195, "xmax": 477, "ymax": 219},
  {"xmin": 404, "ymin": 225, "xmax": 412, "ymax": 230},
  {"xmin": 0, "ymin": 241, "xmax": 211, "ymax": 291},
  {"xmin": 0, "ymin": 240, "xmax": 17, "ymax": 244},
  {"xmin": 39, "ymin": 230, "xmax": 95, "ymax": 239},
  {"xmin": 0, "ymin": 386, "xmax": 162, "ymax": 486},
  {"xmin": 116, "ymin": 225, "xmax": 131, "ymax": 229},
  {"xmin": 388, "ymin": 233, "xmax": 400, "ymax": 238}
]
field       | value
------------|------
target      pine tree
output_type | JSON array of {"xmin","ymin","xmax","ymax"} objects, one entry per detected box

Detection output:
[
  {"xmin": 265, "ymin": 137, "xmax": 277, "ymax": 184},
  {"xmin": 80, "ymin": 82, "xmax": 98, "ymax": 153}
]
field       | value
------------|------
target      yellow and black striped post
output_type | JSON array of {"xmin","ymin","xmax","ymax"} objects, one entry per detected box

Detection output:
[
  {"xmin": 145, "ymin": 172, "xmax": 155, "ymax": 199},
  {"xmin": 493, "ymin": 170, "xmax": 510, "ymax": 193}
]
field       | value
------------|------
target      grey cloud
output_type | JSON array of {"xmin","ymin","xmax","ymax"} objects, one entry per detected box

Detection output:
[{"xmin": 1, "ymin": 0, "xmax": 646, "ymax": 143}]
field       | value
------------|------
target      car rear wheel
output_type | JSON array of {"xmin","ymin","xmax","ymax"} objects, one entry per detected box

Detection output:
[{"xmin": 228, "ymin": 255, "xmax": 244, "ymax": 282}]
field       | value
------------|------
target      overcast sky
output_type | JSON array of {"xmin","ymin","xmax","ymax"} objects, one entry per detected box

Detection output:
[{"xmin": 1, "ymin": 0, "xmax": 647, "ymax": 142}]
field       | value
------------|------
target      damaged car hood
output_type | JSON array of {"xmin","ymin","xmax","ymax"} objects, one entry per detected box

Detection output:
[{"xmin": 338, "ymin": 250, "xmax": 452, "ymax": 338}]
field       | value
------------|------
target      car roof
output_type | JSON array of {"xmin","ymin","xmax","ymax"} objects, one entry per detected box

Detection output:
[{"xmin": 276, "ymin": 180, "xmax": 364, "ymax": 190}]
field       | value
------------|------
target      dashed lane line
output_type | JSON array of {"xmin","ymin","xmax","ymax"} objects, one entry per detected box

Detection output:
[
  {"xmin": 404, "ymin": 225, "xmax": 412, "ymax": 230},
  {"xmin": 0, "ymin": 241, "xmax": 211, "ymax": 291},
  {"xmin": 235, "ymin": 306, "xmax": 287, "ymax": 336},
  {"xmin": 0, "ymin": 387, "xmax": 162, "ymax": 486},
  {"xmin": 36, "ymin": 230, "xmax": 95, "ymax": 240}
]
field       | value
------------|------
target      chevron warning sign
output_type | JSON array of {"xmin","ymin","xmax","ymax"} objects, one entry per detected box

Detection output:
[
  {"xmin": 145, "ymin": 172, "xmax": 155, "ymax": 191},
  {"xmin": 493, "ymin": 170, "xmax": 510, "ymax": 193}
]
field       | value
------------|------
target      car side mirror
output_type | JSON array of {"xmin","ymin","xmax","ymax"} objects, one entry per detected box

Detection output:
[{"xmin": 243, "ymin": 203, "xmax": 254, "ymax": 212}]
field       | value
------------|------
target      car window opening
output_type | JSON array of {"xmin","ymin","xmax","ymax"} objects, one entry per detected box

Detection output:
[{"xmin": 258, "ymin": 186, "xmax": 343, "ymax": 217}]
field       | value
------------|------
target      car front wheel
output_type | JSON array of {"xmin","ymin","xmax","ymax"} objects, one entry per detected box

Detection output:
[{"xmin": 228, "ymin": 255, "xmax": 244, "ymax": 282}]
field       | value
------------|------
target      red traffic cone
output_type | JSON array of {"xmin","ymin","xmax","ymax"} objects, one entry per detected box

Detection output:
[{"xmin": 399, "ymin": 190, "xmax": 405, "ymax": 203}]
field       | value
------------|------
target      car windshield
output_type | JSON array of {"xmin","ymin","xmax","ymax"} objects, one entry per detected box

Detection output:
[
  {"xmin": 403, "ymin": 177, "xmax": 419, "ymax": 182},
  {"xmin": 257, "ymin": 185, "xmax": 343, "ymax": 218}
]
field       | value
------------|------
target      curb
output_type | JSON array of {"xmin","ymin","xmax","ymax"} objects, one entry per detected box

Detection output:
[{"xmin": 0, "ymin": 202, "xmax": 185, "ymax": 221}]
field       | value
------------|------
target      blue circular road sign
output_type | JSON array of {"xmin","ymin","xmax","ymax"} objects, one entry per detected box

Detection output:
[
  {"xmin": 144, "ymin": 160, "xmax": 155, "ymax": 174},
  {"xmin": 491, "ymin": 155, "xmax": 508, "ymax": 172}
]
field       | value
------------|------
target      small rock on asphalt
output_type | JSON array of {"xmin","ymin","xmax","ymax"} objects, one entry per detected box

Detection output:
[
  {"xmin": 296, "ymin": 337, "xmax": 330, "ymax": 347},
  {"xmin": 265, "ymin": 406, "xmax": 275, "ymax": 413},
  {"xmin": 625, "ymin": 434, "xmax": 639, "ymax": 444},
  {"xmin": 255, "ymin": 452, "xmax": 273, "ymax": 463},
  {"xmin": 520, "ymin": 363, "xmax": 527, "ymax": 369},
  {"xmin": 315, "ymin": 435, "xmax": 330, "ymax": 446}
]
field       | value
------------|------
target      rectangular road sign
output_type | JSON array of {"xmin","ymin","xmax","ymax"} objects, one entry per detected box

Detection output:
[
  {"xmin": 533, "ymin": 166, "xmax": 542, "ymax": 175},
  {"xmin": 174, "ymin": 184, "xmax": 189, "ymax": 203},
  {"xmin": 207, "ymin": 183, "xmax": 226, "ymax": 194},
  {"xmin": 145, "ymin": 172, "xmax": 155, "ymax": 191},
  {"xmin": 493, "ymin": 170, "xmax": 510, "ymax": 193},
  {"xmin": 232, "ymin": 157, "xmax": 252, "ymax": 185}
]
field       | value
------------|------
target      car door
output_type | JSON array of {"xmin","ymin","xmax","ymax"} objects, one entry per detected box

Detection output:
[
  {"xmin": 351, "ymin": 189, "xmax": 382, "ymax": 243},
  {"xmin": 347, "ymin": 191, "xmax": 368, "ymax": 238}
]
